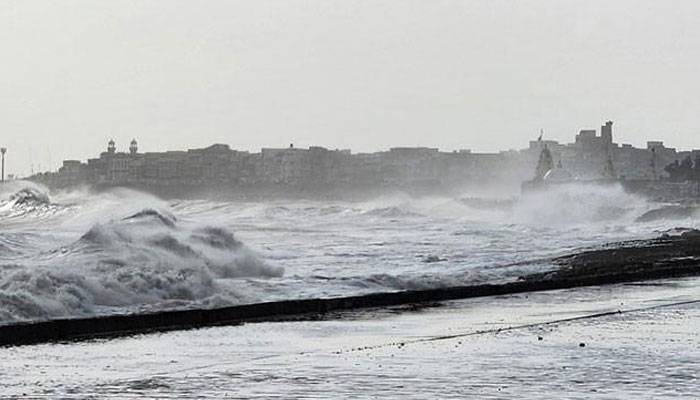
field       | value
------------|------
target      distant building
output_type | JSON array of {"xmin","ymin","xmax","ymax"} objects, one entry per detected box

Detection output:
[{"xmin": 29, "ymin": 122, "xmax": 700, "ymax": 195}]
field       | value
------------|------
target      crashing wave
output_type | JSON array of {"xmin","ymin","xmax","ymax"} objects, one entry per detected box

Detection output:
[
  {"xmin": 0, "ymin": 184, "xmax": 64, "ymax": 221},
  {"xmin": 512, "ymin": 183, "xmax": 648, "ymax": 226},
  {"xmin": 0, "ymin": 207, "xmax": 282, "ymax": 323},
  {"xmin": 9, "ymin": 187, "xmax": 51, "ymax": 206},
  {"xmin": 122, "ymin": 208, "xmax": 177, "ymax": 227}
]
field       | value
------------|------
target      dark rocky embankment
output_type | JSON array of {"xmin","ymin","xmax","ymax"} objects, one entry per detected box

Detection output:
[
  {"xmin": 1, "ymin": 230, "xmax": 700, "ymax": 347},
  {"xmin": 635, "ymin": 205, "xmax": 699, "ymax": 222},
  {"xmin": 524, "ymin": 229, "xmax": 700, "ymax": 282}
]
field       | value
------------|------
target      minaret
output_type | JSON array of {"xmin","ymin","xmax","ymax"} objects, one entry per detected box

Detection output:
[{"xmin": 129, "ymin": 139, "xmax": 138, "ymax": 155}]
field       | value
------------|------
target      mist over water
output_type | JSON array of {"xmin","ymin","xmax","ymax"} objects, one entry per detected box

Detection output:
[{"xmin": 0, "ymin": 181, "xmax": 696, "ymax": 324}]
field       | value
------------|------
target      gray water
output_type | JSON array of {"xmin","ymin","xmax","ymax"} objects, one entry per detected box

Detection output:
[{"xmin": 0, "ymin": 181, "xmax": 697, "ymax": 323}]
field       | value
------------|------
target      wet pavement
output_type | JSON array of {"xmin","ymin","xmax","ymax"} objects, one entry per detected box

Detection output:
[{"xmin": 2, "ymin": 278, "xmax": 699, "ymax": 399}]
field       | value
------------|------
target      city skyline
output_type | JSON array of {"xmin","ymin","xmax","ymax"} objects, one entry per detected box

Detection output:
[
  {"xmin": 29, "ymin": 121, "xmax": 700, "ymax": 201},
  {"xmin": 3, "ymin": 0, "xmax": 700, "ymax": 176},
  {"xmin": 7, "ymin": 120, "xmax": 700, "ymax": 178}
]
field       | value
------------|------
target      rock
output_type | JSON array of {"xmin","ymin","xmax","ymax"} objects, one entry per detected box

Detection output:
[
  {"xmin": 635, "ymin": 205, "xmax": 697, "ymax": 222},
  {"xmin": 680, "ymin": 229, "xmax": 700, "ymax": 239},
  {"xmin": 522, "ymin": 230, "xmax": 700, "ymax": 283}
]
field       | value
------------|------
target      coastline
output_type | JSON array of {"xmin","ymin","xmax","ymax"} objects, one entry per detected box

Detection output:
[{"xmin": 2, "ymin": 230, "xmax": 699, "ymax": 347}]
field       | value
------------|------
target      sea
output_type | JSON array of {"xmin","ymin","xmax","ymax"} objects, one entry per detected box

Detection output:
[
  {"xmin": 1, "ymin": 180, "xmax": 699, "ymax": 398},
  {"xmin": 1, "ymin": 180, "xmax": 694, "ymax": 324}
]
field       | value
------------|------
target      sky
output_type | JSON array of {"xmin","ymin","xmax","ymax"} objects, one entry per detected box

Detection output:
[{"xmin": 2, "ymin": 0, "xmax": 700, "ymax": 177}]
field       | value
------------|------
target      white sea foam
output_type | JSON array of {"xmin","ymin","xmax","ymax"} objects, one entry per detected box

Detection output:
[{"xmin": 0, "ymin": 189, "xmax": 282, "ymax": 322}]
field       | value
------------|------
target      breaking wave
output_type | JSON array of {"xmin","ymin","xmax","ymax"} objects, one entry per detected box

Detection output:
[
  {"xmin": 0, "ymin": 199, "xmax": 282, "ymax": 323},
  {"xmin": 511, "ymin": 183, "xmax": 652, "ymax": 227},
  {"xmin": 0, "ymin": 182, "xmax": 66, "ymax": 221}
]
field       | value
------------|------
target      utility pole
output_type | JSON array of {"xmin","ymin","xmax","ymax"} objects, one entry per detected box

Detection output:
[{"xmin": 0, "ymin": 148, "xmax": 5, "ymax": 182}]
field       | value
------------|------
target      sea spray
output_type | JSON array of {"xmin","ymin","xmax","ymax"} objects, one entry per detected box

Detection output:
[{"xmin": 511, "ymin": 182, "xmax": 652, "ymax": 227}]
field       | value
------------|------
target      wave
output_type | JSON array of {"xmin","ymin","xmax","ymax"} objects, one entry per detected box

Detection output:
[
  {"xmin": 8, "ymin": 187, "xmax": 51, "ymax": 206},
  {"xmin": 362, "ymin": 206, "xmax": 423, "ymax": 218},
  {"xmin": 0, "ymin": 182, "xmax": 67, "ymax": 221},
  {"xmin": 347, "ymin": 272, "xmax": 475, "ymax": 291},
  {"xmin": 0, "ymin": 205, "xmax": 282, "ymax": 323},
  {"xmin": 511, "ymin": 183, "xmax": 652, "ymax": 227}
]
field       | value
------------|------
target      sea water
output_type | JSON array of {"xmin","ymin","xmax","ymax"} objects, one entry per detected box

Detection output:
[{"xmin": 1, "ymin": 180, "xmax": 696, "ymax": 324}]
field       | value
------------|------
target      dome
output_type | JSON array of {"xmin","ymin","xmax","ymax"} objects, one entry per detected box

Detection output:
[{"xmin": 129, "ymin": 138, "xmax": 138, "ymax": 154}]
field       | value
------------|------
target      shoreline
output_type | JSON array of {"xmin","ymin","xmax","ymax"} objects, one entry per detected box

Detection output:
[{"xmin": 2, "ymin": 231, "xmax": 699, "ymax": 347}]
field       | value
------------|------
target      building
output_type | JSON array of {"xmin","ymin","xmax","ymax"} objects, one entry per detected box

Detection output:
[{"xmin": 29, "ymin": 121, "xmax": 700, "ymax": 196}]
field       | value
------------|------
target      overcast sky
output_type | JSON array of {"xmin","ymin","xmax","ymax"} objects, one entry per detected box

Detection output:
[{"xmin": 2, "ymin": 0, "xmax": 700, "ymax": 176}]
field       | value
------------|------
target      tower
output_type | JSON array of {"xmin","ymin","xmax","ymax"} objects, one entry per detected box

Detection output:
[
  {"xmin": 601, "ymin": 121, "xmax": 613, "ymax": 144},
  {"xmin": 107, "ymin": 139, "xmax": 116, "ymax": 154},
  {"xmin": 129, "ymin": 139, "xmax": 138, "ymax": 155}
]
